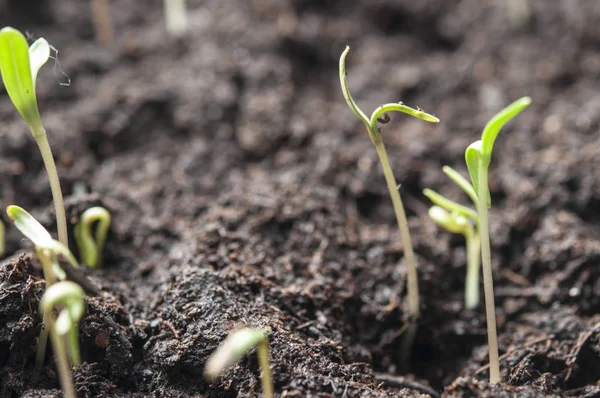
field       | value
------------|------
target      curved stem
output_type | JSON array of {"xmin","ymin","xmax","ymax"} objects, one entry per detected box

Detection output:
[
  {"xmin": 477, "ymin": 162, "xmax": 500, "ymax": 383},
  {"xmin": 47, "ymin": 317, "xmax": 77, "ymax": 398},
  {"xmin": 31, "ymin": 128, "xmax": 68, "ymax": 248},
  {"xmin": 338, "ymin": 47, "xmax": 371, "ymax": 130},
  {"xmin": 374, "ymin": 138, "xmax": 419, "ymax": 318}
]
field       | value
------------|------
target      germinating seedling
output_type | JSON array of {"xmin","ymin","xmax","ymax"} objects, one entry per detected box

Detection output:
[
  {"xmin": 339, "ymin": 46, "xmax": 439, "ymax": 322},
  {"xmin": 74, "ymin": 206, "xmax": 111, "ymax": 268},
  {"xmin": 0, "ymin": 27, "xmax": 69, "ymax": 247},
  {"xmin": 424, "ymin": 166, "xmax": 481, "ymax": 309},
  {"xmin": 39, "ymin": 281, "xmax": 85, "ymax": 398},
  {"xmin": 205, "ymin": 328, "xmax": 273, "ymax": 398},
  {"xmin": 465, "ymin": 96, "xmax": 531, "ymax": 383}
]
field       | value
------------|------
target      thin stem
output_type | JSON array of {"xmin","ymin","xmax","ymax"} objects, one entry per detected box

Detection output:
[
  {"xmin": 31, "ymin": 128, "xmax": 68, "ymax": 248},
  {"xmin": 67, "ymin": 326, "xmax": 81, "ymax": 366},
  {"xmin": 90, "ymin": 0, "xmax": 115, "ymax": 46},
  {"xmin": 257, "ymin": 341, "xmax": 274, "ymax": 398},
  {"xmin": 477, "ymin": 162, "xmax": 500, "ymax": 383},
  {"xmin": 36, "ymin": 316, "xmax": 49, "ymax": 369},
  {"xmin": 47, "ymin": 318, "xmax": 77, "ymax": 398},
  {"xmin": 464, "ymin": 226, "xmax": 481, "ymax": 309},
  {"xmin": 373, "ymin": 138, "xmax": 419, "ymax": 318}
]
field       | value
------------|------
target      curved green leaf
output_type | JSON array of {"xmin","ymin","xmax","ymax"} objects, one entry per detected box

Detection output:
[
  {"xmin": 7, "ymin": 205, "xmax": 53, "ymax": 248},
  {"xmin": 442, "ymin": 166, "xmax": 479, "ymax": 207},
  {"xmin": 428, "ymin": 206, "xmax": 468, "ymax": 235},
  {"xmin": 370, "ymin": 103, "xmax": 440, "ymax": 124},
  {"xmin": 481, "ymin": 97, "xmax": 531, "ymax": 158},
  {"xmin": 0, "ymin": 27, "xmax": 42, "ymax": 130},
  {"xmin": 423, "ymin": 188, "xmax": 478, "ymax": 222}
]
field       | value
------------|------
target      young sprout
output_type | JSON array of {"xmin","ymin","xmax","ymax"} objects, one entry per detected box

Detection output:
[
  {"xmin": 0, "ymin": 28, "xmax": 68, "ymax": 247},
  {"xmin": 39, "ymin": 281, "xmax": 85, "ymax": 398},
  {"xmin": 339, "ymin": 46, "xmax": 439, "ymax": 322},
  {"xmin": 205, "ymin": 328, "xmax": 273, "ymax": 398},
  {"xmin": 74, "ymin": 206, "xmax": 111, "ymax": 268},
  {"xmin": 465, "ymin": 97, "xmax": 531, "ymax": 383},
  {"xmin": 6, "ymin": 205, "xmax": 78, "ymax": 286},
  {"xmin": 89, "ymin": 0, "xmax": 115, "ymax": 46},
  {"xmin": 164, "ymin": 0, "xmax": 188, "ymax": 37},
  {"xmin": 424, "ymin": 166, "xmax": 481, "ymax": 309}
]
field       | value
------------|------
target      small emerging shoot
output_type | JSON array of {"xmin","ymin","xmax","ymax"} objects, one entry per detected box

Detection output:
[
  {"xmin": 339, "ymin": 46, "xmax": 439, "ymax": 323},
  {"xmin": 164, "ymin": 0, "xmax": 188, "ymax": 37},
  {"xmin": 0, "ymin": 27, "xmax": 68, "ymax": 247},
  {"xmin": 466, "ymin": 96, "xmax": 531, "ymax": 383},
  {"xmin": 205, "ymin": 328, "xmax": 273, "ymax": 398},
  {"xmin": 74, "ymin": 206, "xmax": 111, "ymax": 268},
  {"xmin": 39, "ymin": 281, "xmax": 85, "ymax": 398}
]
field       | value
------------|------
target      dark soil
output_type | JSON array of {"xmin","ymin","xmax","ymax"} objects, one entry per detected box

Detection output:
[{"xmin": 1, "ymin": 0, "xmax": 600, "ymax": 397}]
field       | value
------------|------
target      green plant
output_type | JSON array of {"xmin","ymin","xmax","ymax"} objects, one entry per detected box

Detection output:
[
  {"xmin": 164, "ymin": 0, "xmax": 188, "ymax": 37},
  {"xmin": 205, "ymin": 328, "xmax": 273, "ymax": 398},
  {"xmin": 424, "ymin": 166, "xmax": 481, "ymax": 309},
  {"xmin": 6, "ymin": 205, "xmax": 78, "ymax": 286},
  {"xmin": 339, "ymin": 46, "xmax": 439, "ymax": 322},
  {"xmin": 39, "ymin": 281, "xmax": 85, "ymax": 398},
  {"xmin": 0, "ymin": 28, "xmax": 68, "ymax": 247},
  {"xmin": 74, "ymin": 206, "xmax": 111, "ymax": 268},
  {"xmin": 465, "ymin": 96, "xmax": 531, "ymax": 383}
]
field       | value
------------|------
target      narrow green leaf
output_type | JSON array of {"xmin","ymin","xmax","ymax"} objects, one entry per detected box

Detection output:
[
  {"xmin": 7, "ymin": 205, "xmax": 53, "ymax": 248},
  {"xmin": 205, "ymin": 328, "xmax": 268, "ymax": 380},
  {"xmin": 465, "ymin": 141, "xmax": 483, "ymax": 202},
  {"xmin": 339, "ymin": 46, "xmax": 370, "ymax": 128},
  {"xmin": 423, "ymin": 188, "xmax": 479, "ymax": 222},
  {"xmin": 371, "ymin": 103, "xmax": 439, "ymax": 125},
  {"xmin": 29, "ymin": 38, "xmax": 50, "ymax": 88},
  {"xmin": 481, "ymin": 97, "xmax": 531, "ymax": 158},
  {"xmin": 442, "ymin": 166, "xmax": 479, "ymax": 207},
  {"xmin": 0, "ymin": 27, "xmax": 42, "ymax": 130}
]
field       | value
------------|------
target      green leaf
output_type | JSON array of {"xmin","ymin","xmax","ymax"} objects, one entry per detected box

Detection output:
[
  {"xmin": 423, "ymin": 188, "xmax": 478, "ymax": 222},
  {"xmin": 428, "ymin": 206, "xmax": 468, "ymax": 235},
  {"xmin": 481, "ymin": 97, "xmax": 531, "ymax": 158},
  {"xmin": 442, "ymin": 166, "xmax": 479, "ymax": 207},
  {"xmin": 465, "ymin": 140, "xmax": 491, "ymax": 207},
  {"xmin": 0, "ymin": 27, "xmax": 43, "ymax": 130},
  {"xmin": 29, "ymin": 38, "xmax": 50, "ymax": 88},
  {"xmin": 7, "ymin": 205, "xmax": 53, "ymax": 248},
  {"xmin": 370, "ymin": 102, "xmax": 440, "ymax": 124}
]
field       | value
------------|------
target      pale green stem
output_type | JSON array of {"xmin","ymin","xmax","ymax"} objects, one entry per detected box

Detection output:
[
  {"xmin": 47, "ymin": 317, "xmax": 77, "ymax": 398},
  {"xmin": 374, "ymin": 139, "xmax": 419, "ymax": 318},
  {"xmin": 257, "ymin": 340, "xmax": 274, "ymax": 398},
  {"xmin": 464, "ymin": 226, "xmax": 481, "ymax": 309},
  {"xmin": 31, "ymin": 126, "xmax": 68, "ymax": 248},
  {"xmin": 37, "ymin": 248, "xmax": 58, "ymax": 286},
  {"xmin": 67, "ymin": 326, "xmax": 81, "ymax": 366},
  {"xmin": 477, "ymin": 162, "xmax": 500, "ymax": 383},
  {"xmin": 36, "ymin": 315, "xmax": 49, "ymax": 369}
]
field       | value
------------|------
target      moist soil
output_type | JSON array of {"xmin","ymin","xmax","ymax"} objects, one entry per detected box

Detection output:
[{"xmin": 1, "ymin": 0, "xmax": 600, "ymax": 397}]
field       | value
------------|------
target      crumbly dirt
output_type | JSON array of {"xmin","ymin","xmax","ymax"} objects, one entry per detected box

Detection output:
[{"xmin": 1, "ymin": 0, "xmax": 600, "ymax": 397}]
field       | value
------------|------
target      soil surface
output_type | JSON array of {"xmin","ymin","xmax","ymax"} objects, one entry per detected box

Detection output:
[{"xmin": 1, "ymin": 0, "xmax": 600, "ymax": 397}]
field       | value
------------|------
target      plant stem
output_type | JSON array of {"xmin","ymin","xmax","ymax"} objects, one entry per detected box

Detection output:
[
  {"xmin": 373, "ymin": 138, "xmax": 419, "ymax": 318},
  {"xmin": 36, "ymin": 316, "xmax": 49, "ymax": 369},
  {"xmin": 90, "ymin": 0, "xmax": 115, "ymax": 46},
  {"xmin": 31, "ymin": 128, "xmax": 68, "ymax": 248},
  {"xmin": 164, "ymin": 0, "xmax": 188, "ymax": 37},
  {"xmin": 257, "ymin": 340, "xmax": 274, "ymax": 398},
  {"xmin": 48, "ymin": 319, "xmax": 76, "ymax": 398},
  {"xmin": 464, "ymin": 226, "xmax": 481, "ymax": 309},
  {"xmin": 477, "ymin": 162, "xmax": 500, "ymax": 383}
]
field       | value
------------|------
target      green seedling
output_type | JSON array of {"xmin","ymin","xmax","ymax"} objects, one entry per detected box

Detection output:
[
  {"xmin": 465, "ymin": 96, "xmax": 531, "ymax": 383},
  {"xmin": 339, "ymin": 46, "xmax": 439, "ymax": 321},
  {"xmin": 164, "ymin": 0, "xmax": 188, "ymax": 37},
  {"xmin": 6, "ymin": 205, "xmax": 78, "ymax": 286},
  {"xmin": 74, "ymin": 206, "xmax": 111, "ymax": 268},
  {"xmin": 0, "ymin": 27, "xmax": 68, "ymax": 247},
  {"xmin": 205, "ymin": 328, "xmax": 273, "ymax": 398},
  {"xmin": 39, "ymin": 281, "xmax": 85, "ymax": 398},
  {"xmin": 424, "ymin": 166, "xmax": 480, "ymax": 309}
]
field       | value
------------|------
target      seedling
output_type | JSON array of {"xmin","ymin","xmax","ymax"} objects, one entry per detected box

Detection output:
[
  {"xmin": 74, "ymin": 206, "xmax": 111, "ymax": 268},
  {"xmin": 0, "ymin": 28, "xmax": 68, "ymax": 247},
  {"xmin": 164, "ymin": 0, "xmax": 188, "ymax": 37},
  {"xmin": 6, "ymin": 205, "xmax": 78, "ymax": 286},
  {"xmin": 465, "ymin": 96, "xmax": 531, "ymax": 383},
  {"xmin": 424, "ymin": 174, "xmax": 481, "ymax": 309},
  {"xmin": 39, "ymin": 281, "xmax": 85, "ymax": 398},
  {"xmin": 339, "ymin": 46, "xmax": 439, "ymax": 321},
  {"xmin": 205, "ymin": 328, "xmax": 273, "ymax": 398}
]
